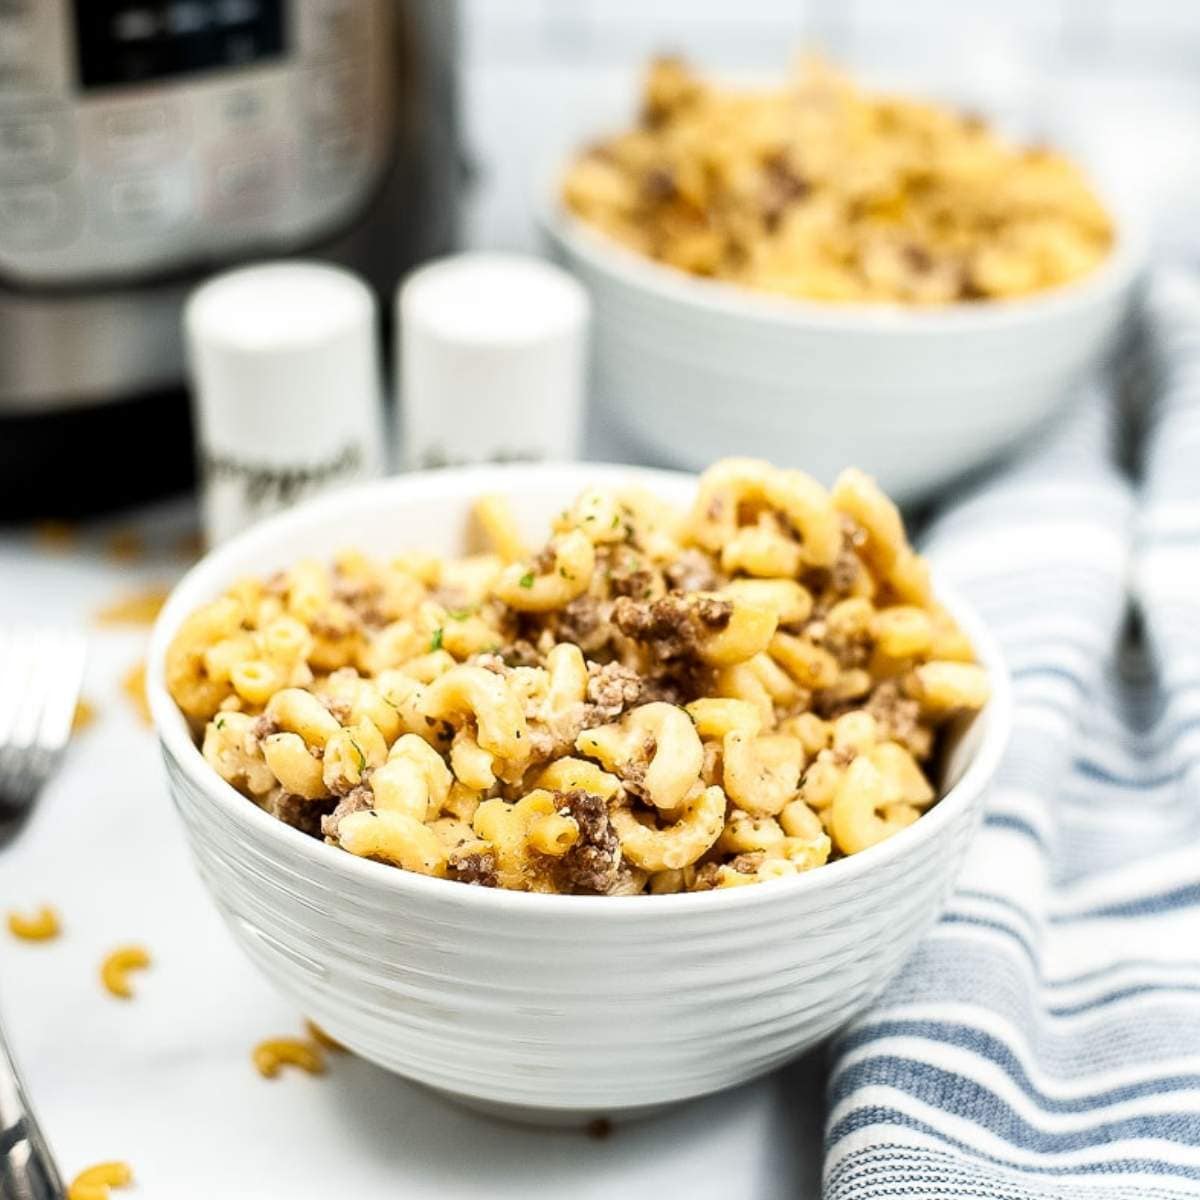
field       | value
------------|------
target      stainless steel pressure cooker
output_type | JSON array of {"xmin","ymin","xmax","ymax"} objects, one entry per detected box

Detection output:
[{"xmin": 0, "ymin": 0, "xmax": 459, "ymax": 517}]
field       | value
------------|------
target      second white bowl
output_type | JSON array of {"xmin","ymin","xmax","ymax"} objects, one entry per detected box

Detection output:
[{"xmin": 543, "ymin": 203, "xmax": 1142, "ymax": 505}]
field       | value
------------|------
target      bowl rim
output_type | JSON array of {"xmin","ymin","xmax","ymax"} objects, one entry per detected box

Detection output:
[
  {"xmin": 535, "ymin": 166, "xmax": 1146, "ymax": 334},
  {"xmin": 147, "ymin": 462, "xmax": 1013, "ymax": 916}
]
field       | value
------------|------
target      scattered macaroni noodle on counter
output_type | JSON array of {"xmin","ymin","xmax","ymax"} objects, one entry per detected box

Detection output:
[
  {"xmin": 562, "ymin": 57, "xmax": 1113, "ymax": 304},
  {"xmin": 73, "ymin": 698, "xmax": 97, "ymax": 733},
  {"xmin": 94, "ymin": 585, "xmax": 171, "ymax": 627},
  {"xmin": 122, "ymin": 661, "xmax": 151, "ymax": 726},
  {"xmin": 253, "ymin": 1036, "xmax": 326, "ymax": 1078},
  {"xmin": 305, "ymin": 1019, "xmax": 348, "ymax": 1053},
  {"xmin": 167, "ymin": 459, "xmax": 989, "ymax": 893},
  {"xmin": 100, "ymin": 944, "xmax": 151, "ymax": 999},
  {"xmin": 6, "ymin": 905, "xmax": 61, "ymax": 941},
  {"xmin": 68, "ymin": 1161, "xmax": 134, "ymax": 1200}
]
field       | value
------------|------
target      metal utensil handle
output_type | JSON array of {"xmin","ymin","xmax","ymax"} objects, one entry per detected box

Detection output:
[{"xmin": 0, "ymin": 1017, "xmax": 64, "ymax": 1200}]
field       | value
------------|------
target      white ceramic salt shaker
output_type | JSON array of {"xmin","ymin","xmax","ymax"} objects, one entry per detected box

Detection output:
[
  {"xmin": 397, "ymin": 252, "xmax": 590, "ymax": 469},
  {"xmin": 185, "ymin": 261, "xmax": 384, "ymax": 545}
]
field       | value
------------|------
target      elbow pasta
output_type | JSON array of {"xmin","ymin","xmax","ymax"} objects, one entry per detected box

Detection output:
[
  {"xmin": 100, "ymin": 944, "xmax": 151, "ymax": 999},
  {"xmin": 167, "ymin": 458, "xmax": 988, "ymax": 893},
  {"xmin": 252, "ymin": 1036, "xmax": 327, "ymax": 1078},
  {"xmin": 6, "ymin": 904, "xmax": 61, "ymax": 941},
  {"xmin": 68, "ymin": 1161, "xmax": 134, "ymax": 1200}
]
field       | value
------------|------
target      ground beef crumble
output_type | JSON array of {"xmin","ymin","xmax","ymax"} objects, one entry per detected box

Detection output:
[
  {"xmin": 865, "ymin": 680, "xmax": 923, "ymax": 754},
  {"xmin": 553, "ymin": 789, "xmax": 622, "ymax": 893},
  {"xmin": 471, "ymin": 652, "xmax": 509, "ymax": 675},
  {"xmin": 431, "ymin": 584, "xmax": 470, "ymax": 612},
  {"xmin": 831, "ymin": 520, "xmax": 867, "ymax": 593},
  {"xmin": 611, "ymin": 594, "xmax": 732, "ymax": 661},
  {"xmin": 663, "ymin": 548, "xmax": 720, "ymax": 594},
  {"xmin": 320, "ymin": 784, "xmax": 373, "ymax": 840},
  {"xmin": 638, "ymin": 660, "xmax": 715, "ymax": 707},
  {"xmin": 689, "ymin": 862, "xmax": 722, "ymax": 891},
  {"xmin": 448, "ymin": 849, "xmax": 498, "ymax": 887},
  {"xmin": 310, "ymin": 608, "xmax": 359, "ymax": 639},
  {"xmin": 584, "ymin": 661, "xmax": 642, "ymax": 723},
  {"xmin": 318, "ymin": 694, "xmax": 353, "ymax": 723},
  {"xmin": 252, "ymin": 713, "xmax": 280, "ymax": 739},
  {"xmin": 729, "ymin": 852, "xmax": 764, "ymax": 874},
  {"xmin": 548, "ymin": 595, "xmax": 614, "ymax": 657},
  {"xmin": 600, "ymin": 545, "xmax": 660, "ymax": 599},
  {"xmin": 498, "ymin": 639, "xmax": 543, "ymax": 668},
  {"xmin": 802, "ymin": 611, "xmax": 873, "ymax": 670},
  {"xmin": 265, "ymin": 789, "xmax": 337, "ymax": 839},
  {"xmin": 620, "ymin": 753, "xmax": 650, "ymax": 801},
  {"xmin": 332, "ymin": 575, "xmax": 388, "ymax": 627}
]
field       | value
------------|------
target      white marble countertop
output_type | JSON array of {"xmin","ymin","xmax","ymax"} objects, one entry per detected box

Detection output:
[{"xmin": 0, "ymin": 503, "xmax": 825, "ymax": 1199}]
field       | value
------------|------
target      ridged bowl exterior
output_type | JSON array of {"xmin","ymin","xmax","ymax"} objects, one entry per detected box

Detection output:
[
  {"xmin": 147, "ymin": 465, "xmax": 1011, "ymax": 1120},
  {"xmin": 542, "ymin": 207, "xmax": 1143, "ymax": 506}
]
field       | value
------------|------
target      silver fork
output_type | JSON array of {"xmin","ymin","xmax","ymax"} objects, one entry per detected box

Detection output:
[{"xmin": 0, "ymin": 626, "xmax": 86, "ymax": 1200}]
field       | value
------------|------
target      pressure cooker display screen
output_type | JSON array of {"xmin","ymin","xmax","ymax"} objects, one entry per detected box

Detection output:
[{"xmin": 73, "ymin": 1, "xmax": 285, "ymax": 89}]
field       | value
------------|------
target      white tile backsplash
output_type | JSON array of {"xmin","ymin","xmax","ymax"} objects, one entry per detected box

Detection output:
[
  {"xmin": 850, "ymin": 0, "xmax": 1063, "ymax": 32},
  {"xmin": 463, "ymin": 0, "xmax": 1200, "ymax": 68},
  {"xmin": 1106, "ymin": 0, "xmax": 1200, "ymax": 31}
]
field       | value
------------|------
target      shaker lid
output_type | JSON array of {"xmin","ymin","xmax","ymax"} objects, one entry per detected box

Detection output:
[
  {"xmin": 185, "ymin": 261, "xmax": 380, "ymax": 437},
  {"xmin": 395, "ymin": 252, "xmax": 590, "ymax": 468},
  {"xmin": 186, "ymin": 260, "xmax": 375, "ymax": 357},
  {"xmin": 399, "ymin": 251, "xmax": 589, "ymax": 347}
]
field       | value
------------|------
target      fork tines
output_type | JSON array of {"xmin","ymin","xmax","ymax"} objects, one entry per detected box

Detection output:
[{"xmin": 0, "ymin": 627, "xmax": 87, "ymax": 817}]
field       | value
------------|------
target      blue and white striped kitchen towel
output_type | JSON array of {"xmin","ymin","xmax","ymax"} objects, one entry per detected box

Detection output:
[{"xmin": 825, "ymin": 269, "xmax": 1200, "ymax": 1200}]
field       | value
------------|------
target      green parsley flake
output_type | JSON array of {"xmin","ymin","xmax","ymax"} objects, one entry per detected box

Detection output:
[
  {"xmin": 430, "ymin": 627, "xmax": 444, "ymax": 652},
  {"xmin": 519, "ymin": 571, "xmax": 535, "ymax": 589}
]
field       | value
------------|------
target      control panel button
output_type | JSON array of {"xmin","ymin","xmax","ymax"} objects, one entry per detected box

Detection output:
[
  {"xmin": 95, "ymin": 102, "xmax": 178, "ymax": 165},
  {"xmin": 0, "ymin": 107, "xmax": 72, "ymax": 183},
  {"xmin": 192, "ymin": 70, "xmax": 290, "ymax": 147},
  {"xmin": 96, "ymin": 170, "xmax": 189, "ymax": 237},
  {"xmin": 0, "ymin": 182, "xmax": 79, "ymax": 250},
  {"xmin": 208, "ymin": 146, "xmax": 283, "ymax": 219}
]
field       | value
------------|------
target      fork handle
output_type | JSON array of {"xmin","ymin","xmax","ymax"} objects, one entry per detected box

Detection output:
[{"xmin": 0, "ymin": 1017, "xmax": 64, "ymax": 1200}]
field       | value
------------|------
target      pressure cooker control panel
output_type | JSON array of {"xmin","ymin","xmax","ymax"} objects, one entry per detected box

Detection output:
[{"xmin": 0, "ymin": 0, "xmax": 395, "ymax": 285}]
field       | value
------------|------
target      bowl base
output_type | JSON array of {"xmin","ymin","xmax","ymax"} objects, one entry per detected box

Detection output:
[{"xmin": 428, "ymin": 1084, "xmax": 682, "ymax": 1129}]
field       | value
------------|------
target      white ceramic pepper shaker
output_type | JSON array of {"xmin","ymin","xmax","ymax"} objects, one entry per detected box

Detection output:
[
  {"xmin": 397, "ymin": 252, "xmax": 590, "ymax": 469},
  {"xmin": 185, "ymin": 261, "xmax": 384, "ymax": 545}
]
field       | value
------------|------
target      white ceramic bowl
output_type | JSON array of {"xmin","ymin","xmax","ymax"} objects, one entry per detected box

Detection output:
[
  {"xmin": 541, "ymin": 197, "xmax": 1143, "ymax": 505},
  {"xmin": 147, "ymin": 464, "xmax": 1012, "ymax": 1123}
]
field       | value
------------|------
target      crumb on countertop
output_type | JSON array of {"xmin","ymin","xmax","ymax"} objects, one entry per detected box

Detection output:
[
  {"xmin": 105, "ymin": 528, "xmax": 145, "ymax": 563},
  {"xmin": 122, "ymin": 661, "xmax": 151, "ymax": 725},
  {"xmin": 94, "ymin": 586, "xmax": 171, "ymax": 627},
  {"xmin": 33, "ymin": 520, "xmax": 78, "ymax": 553},
  {"xmin": 72, "ymin": 698, "xmax": 96, "ymax": 733}
]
